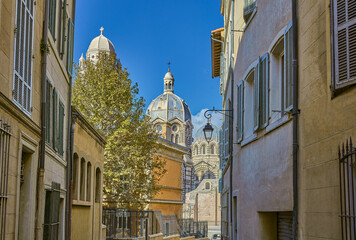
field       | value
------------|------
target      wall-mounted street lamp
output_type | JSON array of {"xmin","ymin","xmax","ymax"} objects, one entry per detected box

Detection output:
[{"xmin": 203, "ymin": 107, "xmax": 232, "ymax": 143}]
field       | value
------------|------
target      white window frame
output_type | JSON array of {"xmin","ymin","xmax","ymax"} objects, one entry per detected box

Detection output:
[{"xmin": 13, "ymin": 0, "xmax": 35, "ymax": 116}]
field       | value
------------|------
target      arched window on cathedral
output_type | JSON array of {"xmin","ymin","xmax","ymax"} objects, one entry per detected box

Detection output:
[
  {"xmin": 175, "ymin": 134, "xmax": 179, "ymax": 144},
  {"xmin": 169, "ymin": 83, "xmax": 172, "ymax": 89},
  {"xmin": 210, "ymin": 145, "xmax": 215, "ymax": 154},
  {"xmin": 165, "ymin": 84, "xmax": 167, "ymax": 90},
  {"xmin": 205, "ymin": 182, "xmax": 211, "ymax": 190},
  {"xmin": 201, "ymin": 145, "xmax": 206, "ymax": 154},
  {"xmin": 171, "ymin": 134, "xmax": 174, "ymax": 142}
]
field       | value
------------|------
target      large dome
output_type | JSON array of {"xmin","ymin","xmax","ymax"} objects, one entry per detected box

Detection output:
[
  {"xmin": 194, "ymin": 124, "xmax": 219, "ymax": 142},
  {"xmin": 146, "ymin": 92, "xmax": 191, "ymax": 122},
  {"xmin": 86, "ymin": 27, "xmax": 115, "ymax": 59}
]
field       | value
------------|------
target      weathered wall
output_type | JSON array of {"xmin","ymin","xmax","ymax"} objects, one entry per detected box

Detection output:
[
  {"xmin": 231, "ymin": 0, "xmax": 293, "ymax": 239},
  {"xmin": 71, "ymin": 110, "xmax": 105, "ymax": 240},
  {"xmin": 297, "ymin": 0, "xmax": 356, "ymax": 239}
]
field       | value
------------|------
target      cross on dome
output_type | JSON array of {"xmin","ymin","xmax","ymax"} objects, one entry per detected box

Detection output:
[
  {"xmin": 168, "ymin": 61, "xmax": 171, "ymax": 72},
  {"xmin": 100, "ymin": 27, "xmax": 104, "ymax": 35}
]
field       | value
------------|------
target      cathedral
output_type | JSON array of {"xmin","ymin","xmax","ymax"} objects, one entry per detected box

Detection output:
[{"xmin": 146, "ymin": 67, "xmax": 194, "ymax": 197}]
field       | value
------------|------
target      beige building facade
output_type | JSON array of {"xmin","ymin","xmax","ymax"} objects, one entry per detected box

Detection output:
[
  {"xmin": 0, "ymin": 0, "xmax": 76, "ymax": 238},
  {"xmin": 71, "ymin": 107, "xmax": 106, "ymax": 240}
]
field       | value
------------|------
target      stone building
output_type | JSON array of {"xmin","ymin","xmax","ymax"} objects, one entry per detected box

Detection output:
[
  {"xmin": 71, "ymin": 107, "xmax": 106, "ymax": 240},
  {"xmin": 146, "ymin": 68, "xmax": 194, "ymax": 200},
  {"xmin": 213, "ymin": 0, "xmax": 356, "ymax": 240},
  {"xmin": 0, "ymin": 0, "xmax": 76, "ymax": 238}
]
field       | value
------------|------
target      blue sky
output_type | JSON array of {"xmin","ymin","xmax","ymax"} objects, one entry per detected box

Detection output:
[{"xmin": 73, "ymin": 0, "xmax": 224, "ymax": 133}]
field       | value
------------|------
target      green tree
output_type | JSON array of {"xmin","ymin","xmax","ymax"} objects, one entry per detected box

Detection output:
[{"xmin": 72, "ymin": 53, "xmax": 166, "ymax": 209}]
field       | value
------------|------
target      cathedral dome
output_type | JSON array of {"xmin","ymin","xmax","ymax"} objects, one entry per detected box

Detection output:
[
  {"xmin": 194, "ymin": 124, "xmax": 219, "ymax": 142},
  {"xmin": 146, "ymin": 93, "xmax": 191, "ymax": 122},
  {"xmin": 86, "ymin": 27, "xmax": 115, "ymax": 59}
]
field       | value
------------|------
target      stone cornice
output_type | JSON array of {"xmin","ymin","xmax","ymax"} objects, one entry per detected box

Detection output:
[
  {"xmin": 72, "ymin": 106, "xmax": 106, "ymax": 147},
  {"xmin": 0, "ymin": 92, "xmax": 41, "ymax": 137}
]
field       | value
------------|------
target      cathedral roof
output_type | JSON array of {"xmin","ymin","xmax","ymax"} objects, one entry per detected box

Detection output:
[
  {"xmin": 194, "ymin": 124, "xmax": 219, "ymax": 142},
  {"xmin": 146, "ymin": 92, "xmax": 191, "ymax": 122},
  {"xmin": 86, "ymin": 27, "xmax": 115, "ymax": 57}
]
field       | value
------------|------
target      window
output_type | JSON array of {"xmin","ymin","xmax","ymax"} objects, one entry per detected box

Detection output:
[
  {"xmin": 270, "ymin": 37, "xmax": 285, "ymax": 122},
  {"xmin": 48, "ymin": 87, "xmax": 65, "ymax": 155},
  {"xmin": 13, "ymin": 0, "xmax": 34, "ymax": 114},
  {"xmin": 332, "ymin": 0, "xmax": 356, "ymax": 91},
  {"xmin": 86, "ymin": 162, "xmax": 92, "ymax": 202},
  {"xmin": 205, "ymin": 182, "xmax": 211, "ymax": 190},
  {"xmin": 43, "ymin": 182, "xmax": 60, "ymax": 240},
  {"xmin": 175, "ymin": 134, "xmax": 179, "ymax": 144},
  {"xmin": 171, "ymin": 134, "xmax": 174, "ymax": 142},
  {"xmin": 284, "ymin": 22, "xmax": 293, "ymax": 110},
  {"xmin": 0, "ymin": 119, "xmax": 11, "ymax": 239},
  {"xmin": 80, "ymin": 158, "xmax": 85, "ymax": 201},
  {"xmin": 253, "ymin": 54, "xmax": 269, "ymax": 132},
  {"xmin": 201, "ymin": 145, "xmax": 206, "ymax": 154},
  {"xmin": 237, "ymin": 81, "xmax": 244, "ymax": 142},
  {"xmin": 195, "ymin": 147, "xmax": 198, "ymax": 155},
  {"xmin": 210, "ymin": 144, "xmax": 215, "ymax": 154},
  {"xmin": 48, "ymin": 0, "xmax": 57, "ymax": 38},
  {"xmin": 338, "ymin": 138, "xmax": 356, "ymax": 239},
  {"xmin": 66, "ymin": 18, "xmax": 75, "ymax": 75},
  {"xmin": 72, "ymin": 153, "xmax": 78, "ymax": 200},
  {"xmin": 243, "ymin": 0, "xmax": 256, "ymax": 23},
  {"xmin": 244, "ymin": 70, "xmax": 255, "ymax": 137},
  {"xmin": 95, "ymin": 168, "xmax": 101, "ymax": 203}
]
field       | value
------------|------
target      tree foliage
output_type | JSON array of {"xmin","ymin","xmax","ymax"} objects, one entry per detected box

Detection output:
[{"xmin": 72, "ymin": 53, "xmax": 166, "ymax": 209}]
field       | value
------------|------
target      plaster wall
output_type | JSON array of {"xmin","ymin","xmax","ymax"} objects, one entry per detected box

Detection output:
[
  {"xmin": 297, "ymin": 0, "xmax": 356, "ymax": 239},
  {"xmin": 71, "ymin": 112, "xmax": 105, "ymax": 240},
  {"xmin": 230, "ymin": 0, "xmax": 293, "ymax": 239}
]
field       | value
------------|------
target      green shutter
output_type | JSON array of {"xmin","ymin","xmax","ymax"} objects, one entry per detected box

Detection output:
[
  {"xmin": 253, "ymin": 61, "xmax": 260, "ymax": 131},
  {"xmin": 58, "ymin": 100, "xmax": 64, "ymax": 156},
  {"xmin": 260, "ymin": 53, "xmax": 270, "ymax": 128},
  {"xmin": 52, "ymin": 88, "xmax": 58, "ymax": 150},
  {"xmin": 284, "ymin": 21, "xmax": 293, "ymax": 111},
  {"xmin": 46, "ymin": 79, "xmax": 51, "ymax": 144},
  {"xmin": 237, "ymin": 81, "xmax": 244, "ymax": 143},
  {"xmin": 49, "ymin": 0, "xmax": 56, "ymax": 39},
  {"xmin": 66, "ymin": 18, "xmax": 74, "ymax": 75}
]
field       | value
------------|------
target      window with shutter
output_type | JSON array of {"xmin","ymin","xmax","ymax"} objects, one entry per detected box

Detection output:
[
  {"xmin": 243, "ymin": 0, "xmax": 256, "ymax": 23},
  {"xmin": 13, "ymin": 0, "xmax": 34, "ymax": 115},
  {"xmin": 237, "ymin": 81, "xmax": 244, "ymax": 143},
  {"xmin": 48, "ymin": 0, "xmax": 57, "ymax": 39},
  {"xmin": 332, "ymin": 0, "xmax": 356, "ymax": 91},
  {"xmin": 43, "ymin": 182, "xmax": 60, "ymax": 240},
  {"xmin": 57, "ymin": 0, "xmax": 63, "ymax": 54},
  {"xmin": 67, "ymin": 18, "xmax": 75, "ymax": 75},
  {"xmin": 221, "ymin": 122, "xmax": 225, "ymax": 166},
  {"xmin": 254, "ymin": 61, "xmax": 260, "ymax": 131},
  {"xmin": 52, "ymin": 89, "xmax": 58, "ymax": 150},
  {"xmin": 224, "ymin": 114, "xmax": 229, "ymax": 160},
  {"xmin": 58, "ymin": 100, "xmax": 64, "ymax": 156},
  {"xmin": 46, "ymin": 80, "xmax": 52, "ymax": 144},
  {"xmin": 259, "ymin": 53, "xmax": 270, "ymax": 128},
  {"xmin": 284, "ymin": 21, "xmax": 293, "ymax": 110}
]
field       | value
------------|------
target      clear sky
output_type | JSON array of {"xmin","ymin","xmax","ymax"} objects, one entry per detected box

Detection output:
[{"xmin": 73, "ymin": 0, "xmax": 224, "ymax": 133}]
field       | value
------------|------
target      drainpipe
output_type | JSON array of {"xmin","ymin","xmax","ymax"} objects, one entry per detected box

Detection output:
[
  {"xmin": 229, "ymin": 0, "xmax": 235, "ymax": 238},
  {"xmin": 36, "ymin": 0, "xmax": 49, "ymax": 238},
  {"xmin": 291, "ymin": 0, "xmax": 299, "ymax": 239},
  {"xmin": 65, "ymin": 1, "xmax": 76, "ymax": 238}
]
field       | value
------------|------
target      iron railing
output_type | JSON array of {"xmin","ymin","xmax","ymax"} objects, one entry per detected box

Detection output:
[
  {"xmin": 102, "ymin": 208, "xmax": 162, "ymax": 240},
  {"xmin": 178, "ymin": 218, "xmax": 208, "ymax": 238},
  {"xmin": 0, "ymin": 118, "xmax": 11, "ymax": 240},
  {"xmin": 339, "ymin": 137, "xmax": 356, "ymax": 240}
]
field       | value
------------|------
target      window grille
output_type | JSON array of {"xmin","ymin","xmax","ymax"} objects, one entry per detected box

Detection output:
[
  {"xmin": 0, "ymin": 118, "xmax": 11, "ymax": 239},
  {"xmin": 13, "ymin": 0, "xmax": 34, "ymax": 114},
  {"xmin": 339, "ymin": 138, "xmax": 356, "ymax": 240},
  {"xmin": 332, "ymin": 0, "xmax": 356, "ymax": 90}
]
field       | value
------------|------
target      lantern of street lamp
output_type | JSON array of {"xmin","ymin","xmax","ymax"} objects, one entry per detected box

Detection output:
[{"xmin": 203, "ymin": 121, "xmax": 214, "ymax": 143}]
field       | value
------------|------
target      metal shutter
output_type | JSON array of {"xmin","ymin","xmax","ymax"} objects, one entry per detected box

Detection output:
[
  {"xmin": 66, "ymin": 18, "xmax": 75, "ymax": 74},
  {"xmin": 260, "ymin": 53, "xmax": 270, "ymax": 129},
  {"xmin": 58, "ymin": 100, "xmax": 64, "ymax": 156},
  {"xmin": 277, "ymin": 212, "xmax": 293, "ymax": 240},
  {"xmin": 284, "ymin": 21, "xmax": 292, "ymax": 110},
  {"xmin": 52, "ymin": 88, "xmax": 58, "ymax": 150},
  {"xmin": 236, "ymin": 81, "xmax": 244, "ymax": 142},
  {"xmin": 46, "ymin": 80, "xmax": 51, "ymax": 144},
  {"xmin": 253, "ymin": 62, "xmax": 259, "ymax": 131}
]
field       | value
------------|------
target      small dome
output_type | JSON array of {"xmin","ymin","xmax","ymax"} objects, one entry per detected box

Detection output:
[
  {"xmin": 164, "ymin": 71, "xmax": 174, "ymax": 80},
  {"xmin": 86, "ymin": 27, "xmax": 115, "ymax": 58},
  {"xmin": 146, "ymin": 93, "xmax": 191, "ymax": 122},
  {"xmin": 194, "ymin": 124, "xmax": 219, "ymax": 142}
]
